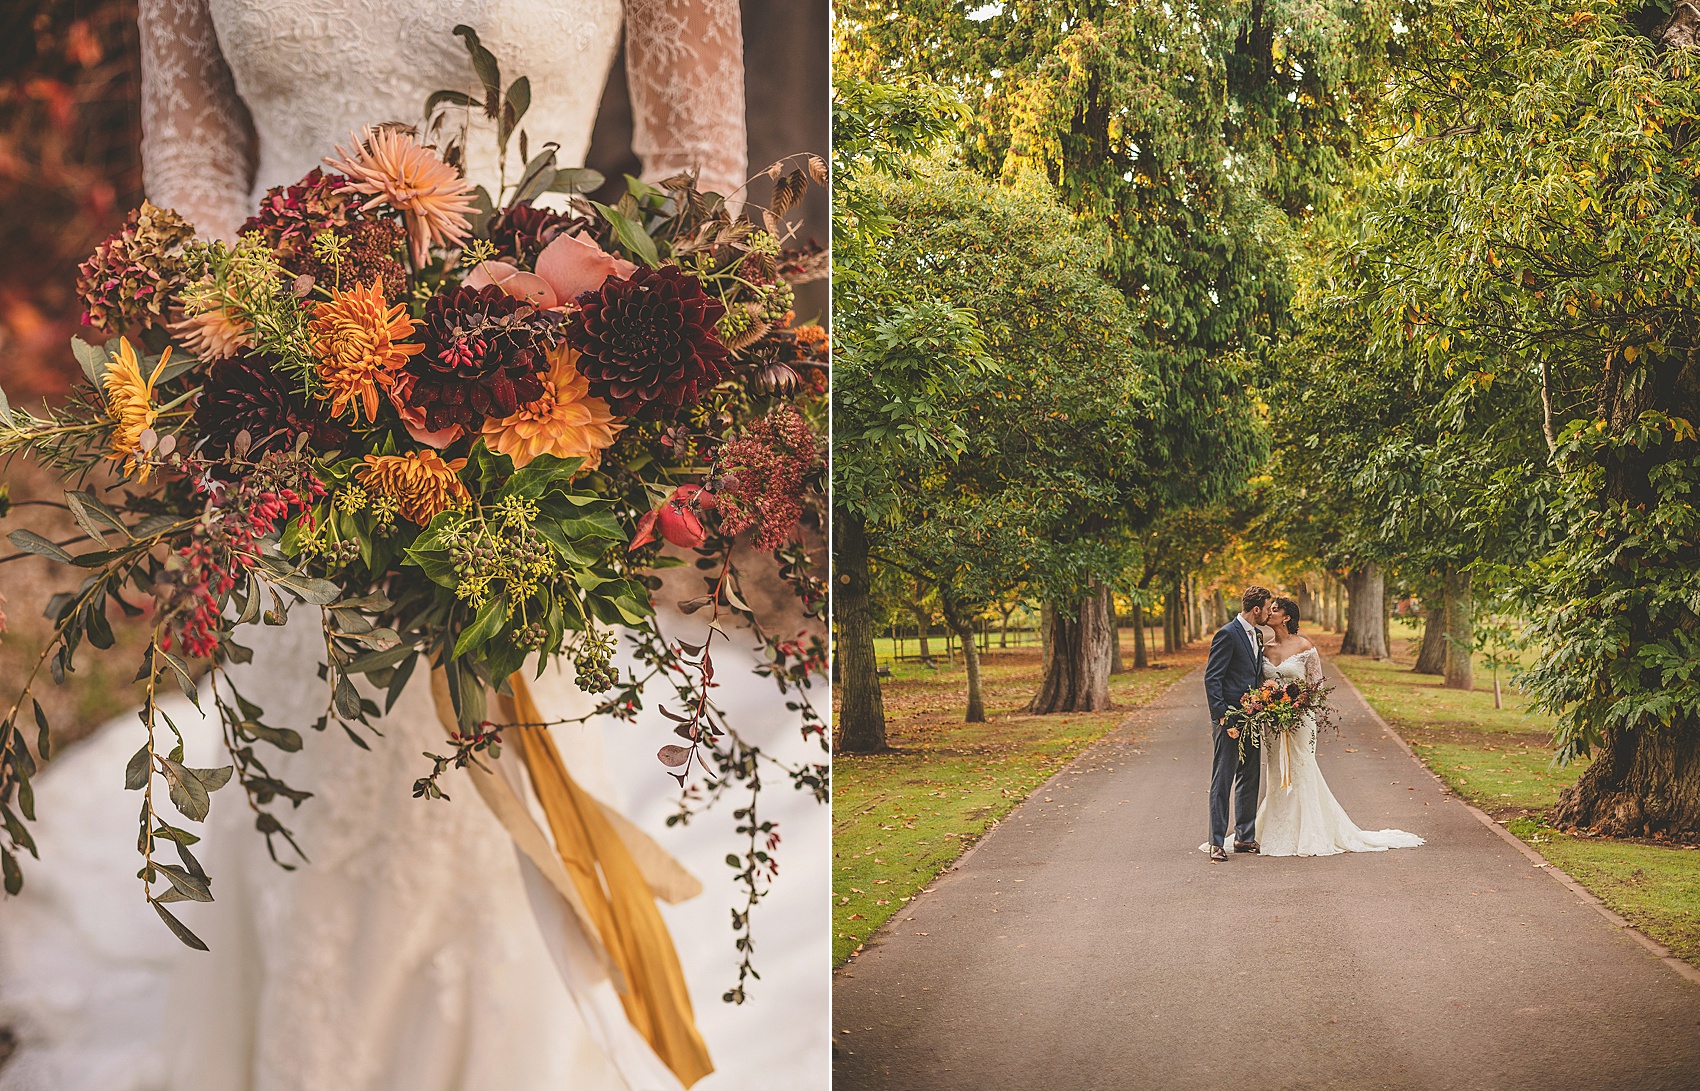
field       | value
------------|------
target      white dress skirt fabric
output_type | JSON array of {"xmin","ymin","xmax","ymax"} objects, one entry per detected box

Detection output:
[
  {"xmin": 0, "ymin": 607, "xmax": 829, "ymax": 1091},
  {"xmin": 1252, "ymin": 649, "xmax": 1425, "ymax": 858}
]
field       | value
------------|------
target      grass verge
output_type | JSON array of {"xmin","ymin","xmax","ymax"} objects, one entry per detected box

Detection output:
[
  {"xmin": 1332, "ymin": 619, "xmax": 1700, "ymax": 970},
  {"xmin": 832, "ymin": 635, "xmax": 1206, "ymax": 965}
]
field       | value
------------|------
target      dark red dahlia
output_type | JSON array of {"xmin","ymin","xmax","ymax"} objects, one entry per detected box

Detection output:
[
  {"xmin": 486, "ymin": 202, "xmax": 601, "ymax": 266},
  {"xmin": 402, "ymin": 285, "xmax": 558, "ymax": 431},
  {"xmin": 567, "ymin": 265, "xmax": 729, "ymax": 419},
  {"xmin": 194, "ymin": 353, "xmax": 349, "ymax": 458}
]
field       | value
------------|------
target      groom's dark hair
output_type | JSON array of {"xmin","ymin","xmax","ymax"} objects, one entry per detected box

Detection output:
[
  {"xmin": 1273, "ymin": 597, "xmax": 1300, "ymax": 634},
  {"xmin": 1241, "ymin": 585, "xmax": 1273, "ymax": 613}
]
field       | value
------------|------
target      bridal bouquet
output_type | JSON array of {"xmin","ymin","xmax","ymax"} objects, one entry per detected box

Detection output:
[
  {"xmin": 1231, "ymin": 678, "xmax": 1335, "ymax": 762},
  {"xmin": 0, "ymin": 24, "xmax": 827, "ymax": 983}
]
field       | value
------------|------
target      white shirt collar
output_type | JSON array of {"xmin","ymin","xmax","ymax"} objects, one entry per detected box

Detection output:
[{"xmin": 1238, "ymin": 614, "xmax": 1261, "ymax": 646}]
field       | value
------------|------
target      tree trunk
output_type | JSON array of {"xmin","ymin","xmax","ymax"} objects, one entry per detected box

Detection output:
[
  {"xmin": 1162, "ymin": 577, "xmax": 1179, "ymax": 654},
  {"xmin": 940, "ymin": 595, "xmax": 986, "ymax": 723},
  {"xmin": 1340, "ymin": 564, "xmax": 1388, "ymax": 658},
  {"xmin": 1107, "ymin": 584, "xmax": 1126, "ymax": 675},
  {"xmin": 909, "ymin": 598, "xmax": 933, "ymax": 663},
  {"xmin": 1413, "ymin": 588, "xmax": 1447, "ymax": 675},
  {"xmin": 1131, "ymin": 597, "xmax": 1148, "ymax": 668},
  {"xmin": 1297, "ymin": 581, "xmax": 1317, "ymax": 622},
  {"xmin": 834, "ymin": 513, "xmax": 889, "ymax": 753},
  {"xmin": 998, "ymin": 604, "xmax": 1014, "ymax": 649},
  {"xmin": 1028, "ymin": 583, "xmax": 1114, "ymax": 713},
  {"xmin": 1550, "ymin": 346, "xmax": 1700, "ymax": 840},
  {"xmin": 1442, "ymin": 568, "xmax": 1474, "ymax": 691},
  {"xmin": 1554, "ymin": 723, "xmax": 1700, "ymax": 839},
  {"xmin": 1382, "ymin": 585, "xmax": 1394, "ymax": 662}
]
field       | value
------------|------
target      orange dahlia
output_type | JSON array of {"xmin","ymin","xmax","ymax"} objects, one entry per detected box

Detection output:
[
  {"xmin": 480, "ymin": 344, "xmax": 623, "ymax": 470},
  {"xmin": 355, "ymin": 450, "xmax": 470, "ymax": 525},
  {"xmin": 103, "ymin": 338, "xmax": 169, "ymax": 481},
  {"xmin": 308, "ymin": 278, "xmax": 423, "ymax": 422},
  {"xmin": 324, "ymin": 127, "xmax": 477, "ymax": 267}
]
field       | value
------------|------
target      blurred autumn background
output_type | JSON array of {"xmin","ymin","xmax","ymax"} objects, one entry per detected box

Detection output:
[
  {"xmin": 0, "ymin": 0, "xmax": 149, "ymax": 746},
  {"xmin": 0, "ymin": 0, "xmax": 827, "ymax": 749}
]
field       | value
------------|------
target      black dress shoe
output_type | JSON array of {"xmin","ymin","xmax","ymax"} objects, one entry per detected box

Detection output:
[
  {"xmin": 1234, "ymin": 840, "xmax": 1260, "ymax": 854},
  {"xmin": 1209, "ymin": 845, "xmax": 1228, "ymax": 862}
]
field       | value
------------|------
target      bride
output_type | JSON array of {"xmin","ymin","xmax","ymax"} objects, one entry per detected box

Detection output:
[
  {"xmin": 0, "ymin": 3, "xmax": 824, "ymax": 1090},
  {"xmin": 1253, "ymin": 597, "xmax": 1424, "ymax": 858}
]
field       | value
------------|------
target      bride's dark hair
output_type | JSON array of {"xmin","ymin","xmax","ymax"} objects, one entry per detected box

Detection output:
[{"xmin": 1273, "ymin": 597, "xmax": 1300, "ymax": 635}]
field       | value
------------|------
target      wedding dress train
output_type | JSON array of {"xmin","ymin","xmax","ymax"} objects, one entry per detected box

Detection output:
[
  {"xmin": 0, "ymin": 2, "xmax": 826, "ymax": 1088},
  {"xmin": 1254, "ymin": 649, "xmax": 1424, "ymax": 857}
]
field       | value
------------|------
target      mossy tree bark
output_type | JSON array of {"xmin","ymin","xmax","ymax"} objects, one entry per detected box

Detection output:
[
  {"xmin": 1441, "ymin": 568, "xmax": 1474, "ymax": 691},
  {"xmin": 1340, "ymin": 564, "xmax": 1388, "ymax": 658},
  {"xmin": 1550, "ymin": 344, "xmax": 1700, "ymax": 840},
  {"xmin": 834, "ymin": 514, "xmax": 889, "ymax": 753},
  {"xmin": 1413, "ymin": 585, "xmax": 1447, "ymax": 675},
  {"xmin": 939, "ymin": 592, "xmax": 986, "ymax": 723},
  {"xmin": 1107, "ymin": 584, "xmax": 1126, "ymax": 675},
  {"xmin": 1029, "ymin": 582, "xmax": 1114, "ymax": 713}
]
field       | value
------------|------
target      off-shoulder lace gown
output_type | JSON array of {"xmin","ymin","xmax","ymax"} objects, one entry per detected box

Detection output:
[
  {"xmin": 1253, "ymin": 649, "xmax": 1425, "ymax": 857},
  {"xmin": 0, "ymin": 4, "xmax": 824, "ymax": 1091}
]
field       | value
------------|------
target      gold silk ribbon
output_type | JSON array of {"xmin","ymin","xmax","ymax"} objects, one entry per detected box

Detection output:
[
  {"xmin": 430, "ymin": 668, "xmax": 714, "ymax": 1087},
  {"xmin": 1279, "ymin": 731, "xmax": 1294, "ymax": 791}
]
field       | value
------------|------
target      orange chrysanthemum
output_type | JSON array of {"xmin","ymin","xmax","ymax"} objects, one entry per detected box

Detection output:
[
  {"xmin": 355, "ymin": 450, "xmax": 470, "ymax": 525},
  {"xmin": 480, "ymin": 344, "xmax": 624, "ymax": 470},
  {"xmin": 324, "ymin": 126, "xmax": 477, "ymax": 267},
  {"xmin": 103, "ymin": 337, "xmax": 169, "ymax": 481},
  {"xmin": 308, "ymin": 278, "xmax": 423, "ymax": 422},
  {"xmin": 170, "ymin": 301, "xmax": 253, "ymax": 361}
]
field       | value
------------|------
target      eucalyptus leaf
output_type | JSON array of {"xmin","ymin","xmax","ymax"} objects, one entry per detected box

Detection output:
[
  {"xmin": 590, "ymin": 200, "xmax": 660, "ymax": 268},
  {"xmin": 151, "ymin": 900, "xmax": 210, "ymax": 951},
  {"xmin": 451, "ymin": 24, "xmax": 502, "ymax": 115},
  {"xmin": 125, "ymin": 744, "xmax": 151, "ymax": 790},
  {"xmin": 547, "ymin": 167, "xmax": 605, "ymax": 195},
  {"xmin": 160, "ymin": 758, "xmax": 211, "ymax": 821},
  {"xmin": 7, "ymin": 529, "xmax": 73, "ymax": 564}
]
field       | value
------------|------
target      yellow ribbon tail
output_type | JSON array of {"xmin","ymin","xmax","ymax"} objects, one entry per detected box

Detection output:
[
  {"xmin": 1280, "ymin": 733, "xmax": 1293, "ymax": 791},
  {"xmin": 501, "ymin": 672, "xmax": 715, "ymax": 1089}
]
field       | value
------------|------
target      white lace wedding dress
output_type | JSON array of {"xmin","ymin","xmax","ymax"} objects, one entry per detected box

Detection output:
[
  {"xmin": 0, "ymin": 4, "xmax": 826, "ymax": 1090},
  {"xmin": 1253, "ymin": 649, "xmax": 1425, "ymax": 857}
]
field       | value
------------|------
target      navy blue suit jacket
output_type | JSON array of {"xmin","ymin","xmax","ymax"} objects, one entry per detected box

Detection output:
[{"xmin": 1203, "ymin": 617, "xmax": 1262, "ymax": 726}]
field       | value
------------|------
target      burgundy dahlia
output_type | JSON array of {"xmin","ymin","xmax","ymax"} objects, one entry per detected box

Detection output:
[
  {"xmin": 194, "ymin": 354, "xmax": 349, "ymax": 458},
  {"xmin": 402, "ymin": 285, "xmax": 557, "ymax": 431},
  {"xmin": 567, "ymin": 265, "xmax": 729, "ymax": 419},
  {"xmin": 487, "ymin": 202, "xmax": 600, "ymax": 266}
]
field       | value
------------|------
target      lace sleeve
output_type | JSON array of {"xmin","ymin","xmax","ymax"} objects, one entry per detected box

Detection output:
[
  {"xmin": 138, "ymin": 0, "xmax": 257, "ymax": 241},
  {"xmin": 623, "ymin": 0, "xmax": 747, "ymax": 202},
  {"xmin": 1306, "ymin": 648, "xmax": 1325, "ymax": 686}
]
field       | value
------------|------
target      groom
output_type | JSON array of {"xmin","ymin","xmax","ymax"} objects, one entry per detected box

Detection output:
[{"xmin": 1202, "ymin": 586, "xmax": 1274, "ymax": 862}]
